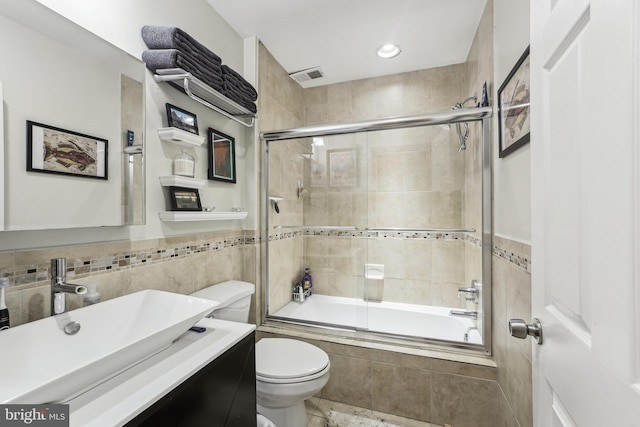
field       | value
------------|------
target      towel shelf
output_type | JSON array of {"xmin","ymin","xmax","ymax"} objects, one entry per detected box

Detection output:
[{"xmin": 153, "ymin": 68, "xmax": 256, "ymax": 128}]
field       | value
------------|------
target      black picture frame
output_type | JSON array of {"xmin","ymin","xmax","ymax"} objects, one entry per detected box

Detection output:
[
  {"xmin": 498, "ymin": 46, "xmax": 531, "ymax": 158},
  {"xmin": 207, "ymin": 128, "xmax": 236, "ymax": 183},
  {"xmin": 168, "ymin": 186, "xmax": 202, "ymax": 211},
  {"xmin": 26, "ymin": 121, "xmax": 108, "ymax": 180},
  {"xmin": 166, "ymin": 103, "xmax": 199, "ymax": 135}
]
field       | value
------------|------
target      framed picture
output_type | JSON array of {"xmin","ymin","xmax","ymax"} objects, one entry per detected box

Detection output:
[
  {"xmin": 168, "ymin": 186, "xmax": 202, "ymax": 211},
  {"xmin": 207, "ymin": 128, "xmax": 236, "ymax": 183},
  {"xmin": 26, "ymin": 121, "xmax": 108, "ymax": 180},
  {"xmin": 328, "ymin": 149, "xmax": 356, "ymax": 187},
  {"xmin": 498, "ymin": 46, "xmax": 531, "ymax": 158},
  {"xmin": 166, "ymin": 103, "xmax": 199, "ymax": 134}
]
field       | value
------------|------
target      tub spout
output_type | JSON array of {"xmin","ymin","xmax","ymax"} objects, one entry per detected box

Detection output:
[{"xmin": 449, "ymin": 309, "xmax": 478, "ymax": 320}]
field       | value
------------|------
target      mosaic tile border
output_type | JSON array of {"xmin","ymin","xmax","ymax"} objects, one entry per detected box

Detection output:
[
  {"xmin": 1, "ymin": 235, "xmax": 247, "ymax": 288},
  {"xmin": 1, "ymin": 231, "xmax": 530, "ymax": 289},
  {"xmin": 266, "ymin": 229, "xmax": 530, "ymax": 273},
  {"xmin": 492, "ymin": 245, "xmax": 531, "ymax": 273}
]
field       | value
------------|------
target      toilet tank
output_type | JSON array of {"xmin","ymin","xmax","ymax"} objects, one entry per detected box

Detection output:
[{"xmin": 190, "ymin": 280, "xmax": 255, "ymax": 323}]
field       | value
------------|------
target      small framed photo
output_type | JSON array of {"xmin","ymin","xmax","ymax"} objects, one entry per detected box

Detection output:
[
  {"xmin": 166, "ymin": 103, "xmax": 199, "ymax": 134},
  {"xmin": 27, "ymin": 121, "xmax": 108, "ymax": 180},
  {"xmin": 207, "ymin": 128, "xmax": 236, "ymax": 183},
  {"xmin": 168, "ymin": 186, "xmax": 202, "ymax": 211},
  {"xmin": 498, "ymin": 46, "xmax": 531, "ymax": 158}
]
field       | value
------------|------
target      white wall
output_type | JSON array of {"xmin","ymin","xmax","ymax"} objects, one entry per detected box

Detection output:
[
  {"xmin": 493, "ymin": 0, "xmax": 531, "ymax": 243},
  {"xmin": 0, "ymin": 0, "xmax": 252, "ymax": 249}
]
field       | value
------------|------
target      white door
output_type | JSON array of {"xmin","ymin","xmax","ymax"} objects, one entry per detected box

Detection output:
[{"xmin": 529, "ymin": 0, "xmax": 640, "ymax": 425}]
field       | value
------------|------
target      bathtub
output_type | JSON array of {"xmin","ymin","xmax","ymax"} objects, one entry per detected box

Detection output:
[{"xmin": 271, "ymin": 294, "xmax": 482, "ymax": 344}]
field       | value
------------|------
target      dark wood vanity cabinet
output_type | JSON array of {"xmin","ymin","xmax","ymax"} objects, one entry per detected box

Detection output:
[{"xmin": 126, "ymin": 332, "xmax": 257, "ymax": 427}]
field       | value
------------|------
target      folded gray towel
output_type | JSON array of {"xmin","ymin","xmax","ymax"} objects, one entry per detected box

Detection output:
[
  {"xmin": 222, "ymin": 88, "xmax": 257, "ymax": 113},
  {"xmin": 141, "ymin": 25, "xmax": 222, "ymax": 66},
  {"xmin": 222, "ymin": 77, "xmax": 258, "ymax": 102},
  {"xmin": 221, "ymin": 64, "xmax": 258, "ymax": 100},
  {"xmin": 142, "ymin": 49, "xmax": 223, "ymax": 91}
]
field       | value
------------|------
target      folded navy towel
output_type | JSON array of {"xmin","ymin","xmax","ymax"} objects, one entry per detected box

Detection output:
[
  {"xmin": 142, "ymin": 49, "xmax": 223, "ymax": 91},
  {"xmin": 141, "ymin": 25, "xmax": 222, "ymax": 66}
]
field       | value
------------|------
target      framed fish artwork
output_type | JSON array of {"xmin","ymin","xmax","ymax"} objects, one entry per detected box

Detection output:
[
  {"xmin": 26, "ymin": 121, "xmax": 108, "ymax": 180},
  {"xmin": 498, "ymin": 46, "xmax": 530, "ymax": 158}
]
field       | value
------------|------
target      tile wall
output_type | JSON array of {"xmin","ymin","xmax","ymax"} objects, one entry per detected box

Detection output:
[
  {"xmin": 0, "ymin": 230, "xmax": 256, "ymax": 326},
  {"xmin": 257, "ymin": 327, "xmax": 499, "ymax": 427},
  {"xmin": 492, "ymin": 236, "xmax": 532, "ymax": 427}
]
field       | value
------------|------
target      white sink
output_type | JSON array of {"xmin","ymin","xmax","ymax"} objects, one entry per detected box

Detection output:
[{"xmin": 0, "ymin": 290, "xmax": 218, "ymax": 404}]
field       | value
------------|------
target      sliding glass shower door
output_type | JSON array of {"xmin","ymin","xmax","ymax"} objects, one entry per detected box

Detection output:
[{"xmin": 264, "ymin": 109, "xmax": 491, "ymax": 351}]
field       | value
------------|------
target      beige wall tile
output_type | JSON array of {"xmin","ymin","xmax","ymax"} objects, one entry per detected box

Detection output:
[
  {"xmin": 321, "ymin": 353, "xmax": 372, "ymax": 408},
  {"xmin": 22, "ymin": 285, "xmax": 50, "ymax": 323},
  {"xmin": 404, "ymin": 239, "xmax": 433, "ymax": 281},
  {"xmin": 129, "ymin": 258, "xmax": 195, "ymax": 295},
  {"xmin": 505, "ymin": 339, "xmax": 533, "ymax": 427},
  {"xmin": 430, "ymin": 372, "xmax": 499, "ymax": 427},
  {"xmin": 372, "ymin": 362, "xmax": 431, "ymax": 421}
]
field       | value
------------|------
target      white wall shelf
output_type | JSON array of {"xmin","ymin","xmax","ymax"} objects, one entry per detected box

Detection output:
[
  {"xmin": 158, "ymin": 211, "xmax": 248, "ymax": 222},
  {"xmin": 158, "ymin": 176, "xmax": 206, "ymax": 189},
  {"xmin": 157, "ymin": 127, "xmax": 204, "ymax": 147}
]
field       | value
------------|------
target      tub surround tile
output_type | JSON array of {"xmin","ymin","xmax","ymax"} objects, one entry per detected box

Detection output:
[
  {"xmin": 430, "ymin": 359, "xmax": 497, "ymax": 381},
  {"xmin": 258, "ymin": 328, "xmax": 497, "ymax": 425},
  {"xmin": 371, "ymin": 361, "xmax": 432, "ymax": 421},
  {"xmin": 321, "ymin": 353, "xmax": 373, "ymax": 409},
  {"xmin": 430, "ymin": 372, "xmax": 499, "ymax": 427}
]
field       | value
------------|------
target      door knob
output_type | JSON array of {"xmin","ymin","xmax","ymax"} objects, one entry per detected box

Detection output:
[{"xmin": 509, "ymin": 318, "xmax": 543, "ymax": 345}]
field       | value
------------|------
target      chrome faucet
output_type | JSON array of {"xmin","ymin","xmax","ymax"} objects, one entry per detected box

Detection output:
[
  {"xmin": 51, "ymin": 258, "xmax": 87, "ymax": 315},
  {"xmin": 449, "ymin": 309, "xmax": 478, "ymax": 320},
  {"xmin": 457, "ymin": 279, "xmax": 480, "ymax": 303}
]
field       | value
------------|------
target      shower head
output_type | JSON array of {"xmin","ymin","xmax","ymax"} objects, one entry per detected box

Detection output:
[
  {"xmin": 453, "ymin": 94, "xmax": 478, "ymax": 110},
  {"xmin": 451, "ymin": 94, "xmax": 477, "ymax": 152}
]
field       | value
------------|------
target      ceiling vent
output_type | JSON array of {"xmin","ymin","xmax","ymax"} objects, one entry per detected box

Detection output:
[{"xmin": 289, "ymin": 67, "xmax": 325, "ymax": 84}]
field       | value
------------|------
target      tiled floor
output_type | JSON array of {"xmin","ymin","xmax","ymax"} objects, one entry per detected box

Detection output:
[{"xmin": 305, "ymin": 397, "xmax": 443, "ymax": 427}]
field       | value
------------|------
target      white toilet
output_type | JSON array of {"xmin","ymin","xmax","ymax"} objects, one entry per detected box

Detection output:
[{"xmin": 191, "ymin": 281, "xmax": 331, "ymax": 427}]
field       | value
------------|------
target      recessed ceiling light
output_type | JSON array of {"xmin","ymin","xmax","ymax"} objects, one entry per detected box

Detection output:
[{"xmin": 377, "ymin": 44, "xmax": 401, "ymax": 59}]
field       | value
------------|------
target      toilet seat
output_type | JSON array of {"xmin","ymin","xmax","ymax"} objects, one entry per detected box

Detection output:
[{"xmin": 256, "ymin": 338, "xmax": 330, "ymax": 384}]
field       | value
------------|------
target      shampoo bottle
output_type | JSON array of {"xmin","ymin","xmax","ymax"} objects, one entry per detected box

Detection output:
[
  {"xmin": 302, "ymin": 268, "xmax": 313, "ymax": 295},
  {"xmin": 0, "ymin": 277, "xmax": 10, "ymax": 331}
]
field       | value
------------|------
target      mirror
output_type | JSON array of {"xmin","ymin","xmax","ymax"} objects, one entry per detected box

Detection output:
[{"xmin": 0, "ymin": 0, "xmax": 145, "ymax": 230}]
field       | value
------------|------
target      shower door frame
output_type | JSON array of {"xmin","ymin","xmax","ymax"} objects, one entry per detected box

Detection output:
[{"xmin": 261, "ymin": 106, "xmax": 493, "ymax": 355}]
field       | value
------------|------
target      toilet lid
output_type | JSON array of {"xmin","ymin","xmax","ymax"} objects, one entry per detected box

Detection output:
[{"xmin": 255, "ymin": 338, "xmax": 329, "ymax": 380}]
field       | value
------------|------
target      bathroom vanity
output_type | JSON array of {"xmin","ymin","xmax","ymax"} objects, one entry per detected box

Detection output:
[{"xmin": 68, "ymin": 318, "xmax": 256, "ymax": 427}]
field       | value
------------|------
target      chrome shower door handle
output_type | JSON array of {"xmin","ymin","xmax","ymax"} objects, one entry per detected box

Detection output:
[{"xmin": 509, "ymin": 318, "xmax": 543, "ymax": 345}]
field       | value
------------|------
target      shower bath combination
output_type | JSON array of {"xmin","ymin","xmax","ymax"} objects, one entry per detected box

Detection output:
[{"xmin": 262, "ymin": 106, "xmax": 492, "ymax": 355}]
